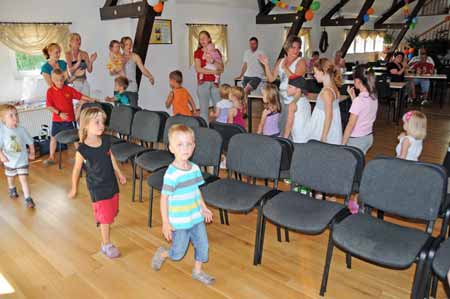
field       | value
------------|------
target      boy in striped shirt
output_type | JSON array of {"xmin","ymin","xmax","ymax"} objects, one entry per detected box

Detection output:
[{"xmin": 152, "ymin": 124, "xmax": 214, "ymax": 285}]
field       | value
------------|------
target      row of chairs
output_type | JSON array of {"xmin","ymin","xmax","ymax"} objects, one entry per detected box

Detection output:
[{"xmin": 103, "ymin": 105, "xmax": 450, "ymax": 298}]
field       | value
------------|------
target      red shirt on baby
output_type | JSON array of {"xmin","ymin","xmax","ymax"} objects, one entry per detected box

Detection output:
[
  {"xmin": 46, "ymin": 85, "xmax": 82, "ymax": 122},
  {"xmin": 194, "ymin": 47, "xmax": 222, "ymax": 84}
]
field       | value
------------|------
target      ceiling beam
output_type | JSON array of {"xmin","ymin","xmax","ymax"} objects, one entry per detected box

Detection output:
[
  {"xmin": 386, "ymin": 0, "xmax": 427, "ymax": 60},
  {"xmin": 320, "ymin": 0, "xmax": 352, "ymax": 26},
  {"xmin": 374, "ymin": 0, "xmax": 417, "ymax": 29},
  {"xmin": 257, "ymin": 13, "xmax": 301, "ymax": 24},
  {"xmin": 340, "ymin": 0, "xmax": 375, "ymax": 57},
  {"xmin": 100, "ymin": 1, "xmax": 150, "ymax": 20}
]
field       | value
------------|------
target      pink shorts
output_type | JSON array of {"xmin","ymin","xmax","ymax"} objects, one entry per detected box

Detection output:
[{"xmin": 92, "ymin": 193, "xmax": 119, "ymax": 225}]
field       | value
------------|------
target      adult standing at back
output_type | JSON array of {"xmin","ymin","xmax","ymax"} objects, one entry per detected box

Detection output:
[
  {"xmin": 258, "ymin": 35, "xmax": 307, "ymax": 135},
  {"xmin": 235, "ymin": 37, "xmax": 265, "ymax": 95},
  {"xmin": 65, "ymin": 33, "xmax": 97, "ymax": 96},
  {"xmin": 120, "ymin": 36, "xmax": 155, "ymax": 92},
  {"xmin": 194, "ymin": 31, "xmax": 224, "ymax": 122}
]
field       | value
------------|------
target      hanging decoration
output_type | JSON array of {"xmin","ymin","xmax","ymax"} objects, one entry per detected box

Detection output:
[
  {"xmin": 269, "ymin": 0, "xmax": 321, "ymax": 18},
  {"xmin": 362, "ymin": 7, "xmax": 375, "ymax": 24},
  {"xmin": 305, "ymin": 9, "xmax": 314, "ymax": 21},
  {"xmin": 147, "ymin": 0, "xmax": 165, "ymax": 13}
]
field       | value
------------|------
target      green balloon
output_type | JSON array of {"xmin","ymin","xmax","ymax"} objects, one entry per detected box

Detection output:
[
  {"xmin": 311, "ymin": 1, "xmax": 320, "ymax": 11},
  {"xmin": 409, "ymin": 23, "xmax": 416, "ymax": 29}
]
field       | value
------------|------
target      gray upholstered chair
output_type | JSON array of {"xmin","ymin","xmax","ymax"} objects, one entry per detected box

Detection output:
[
  {"xmin": 108, "ymin": 104, "xmax": 136, "ymax": 144},
  {"xmin": 320, "ymin": 157, "xmax": 447, "ymax": 298},
  {"xmin": 145, "ymin": 127, "xmax": 223, "ymax": 227},
  {"xmin": 253, "ymin": 141, "xmax": 359, "ymax": 267}
]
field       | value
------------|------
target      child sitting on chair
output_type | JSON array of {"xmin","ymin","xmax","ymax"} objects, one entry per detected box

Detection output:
[
  {"xmin": 0, "ymin": 104, "xmax": 36, "ymax": 208},
  {"xmin": 200, "ymin": 43, "xmax": 222, "ymax": 85},
  {"xmin": 165, "ymin": 70, "xmax": 197, "ymax": 116},
  {"xmin": 105, "ymin": 76, "xmax": 130, "ymax": 105},
  {"xmin": 152, "ymin": 124, "xmax": 214, "ymax": 285}
]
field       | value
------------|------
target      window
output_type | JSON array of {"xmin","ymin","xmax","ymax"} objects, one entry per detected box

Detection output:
[
  {"xmin": 187, "ymin": 24, "xmax": 228, "ymax": 65},
  {"xmin": 13, "ymin": 51, "xmax": 46, "ymax": 76},
  {"xmin": 346, "ymin": 30, "xmax": 386, "ymax": 54}
]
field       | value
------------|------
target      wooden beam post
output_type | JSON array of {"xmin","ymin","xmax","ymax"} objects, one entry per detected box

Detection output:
[
  {"xmin": 374, "ymin": 0, "xmax": 417, "ymax": 29},
  {"xmin": 386, "ymin": 0, "xmax": 427, "ymax": 61},
  {"xmin": 277, "ymin": 0, "xmax": 314, "ymax": 59},
  {"xmin": 340, "ymin": 0, "xmax": 375, "ymax": 57},
  {"xmin": 320, "ymin": 0, "xmax": 352, "ymax": 26}
]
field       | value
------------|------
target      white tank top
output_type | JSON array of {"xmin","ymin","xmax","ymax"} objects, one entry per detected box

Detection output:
[
  {"xmin": 395, "ymin": 135, "xmax": 423, "ymax": 161},
  {"xmin": 278, "ymin": 57, "xmax": 301, "ymax": 104}
]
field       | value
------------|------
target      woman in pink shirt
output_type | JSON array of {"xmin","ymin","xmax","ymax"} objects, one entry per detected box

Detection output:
[{"xmin": 342, "ymin": 66, "xmax": 378, "ymax": 154}]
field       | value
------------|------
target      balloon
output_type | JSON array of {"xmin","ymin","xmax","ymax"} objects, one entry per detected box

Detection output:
[
  {"xmin": 408, "ymin": 53, "xmax": 413, "ymax": 59},
  {"xmin": 363, "ymin": 14, "xmax": 369, "ymax": 23},
  {"xmin": 153, "ymin": 2, "xmax": 164, "ymax": 13},
  {"xmin": 297, "ymin": 6, "xmax": 304, "ymax": 11},
  {"xmin": 305, "ymin": 9, "xmax": 314, "ymax": 21},
  {"xmin": 409, "ymin": 48, "xmax": 415, "ymax": 54},
  {"xmin": 412, "ymin": 17, "xmax": 417, "ymax": 23},
  {"xmin": 367, "ymin": 7, "xmax": 375, "ymax": 15},
  {"xmin": 147, "ymin": 0, "xmax": 159, "ymax": 5},
  {"xmin": 403, "ymin": 49, "xmax": 410, "ymax": 55},
  {"xmin": 311, "ymin": 1, "xmax": 321, "ymax": 11}
]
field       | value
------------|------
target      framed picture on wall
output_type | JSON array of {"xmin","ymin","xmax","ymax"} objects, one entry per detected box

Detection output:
[{"xmin": 150, "ymin": 19, "xmax": 172, "ymax": 44}]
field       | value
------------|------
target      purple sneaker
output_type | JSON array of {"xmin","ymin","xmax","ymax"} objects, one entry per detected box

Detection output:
[
  {"xmin": 348, "ymin": 200, "xmax": 359, "ymax": 215},
  {"xmin": 101, "ymin": 244, "xmax": 121, "ymax": 259}
]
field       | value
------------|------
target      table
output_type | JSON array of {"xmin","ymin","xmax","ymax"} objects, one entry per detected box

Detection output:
[
  {"xmin": 246, "ymin": 92, "xmax": 350, "ymax": 133},
  {"xmin": 343, "ymin": 71, "xmax": 385, "ymax": 77},
  {"xmin": 405, "ymin": 74, "xmax": 447, "ymax": 108}
]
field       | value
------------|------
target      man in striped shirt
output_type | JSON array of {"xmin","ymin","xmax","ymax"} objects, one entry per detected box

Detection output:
[{"xmin": 152, "ymin": 124, "xmax": 215, "ymax": 285}]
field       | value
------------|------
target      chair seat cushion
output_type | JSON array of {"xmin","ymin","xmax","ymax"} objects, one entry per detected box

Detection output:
[
  {"xmin": 111, "ymin": 143, "xmax": 147, "ymax": 162},
  {"xmin": 333, "ymin": 213, "xmax": 430, "ymax": 269},
  {"xmin": 55, "ymin": 129, "xmax": 79, "ymax": 144},
  {"xmin": 201, "ymin": 179, "xmax": 271, "ymax": 213},
  {"xmin": 135, "ymin": 150, "xmax": 173, "ymax": 172},
  {"xmin": 432, "ymin": 238, "xmax": 450, "ymax": 279},
  {"xmin": 147, "ymin": 167, "xmax": 215, "ymax": 190},
  {"xmin": 263, "ymin": 192, "xmax": 346, "ymax": 235}
]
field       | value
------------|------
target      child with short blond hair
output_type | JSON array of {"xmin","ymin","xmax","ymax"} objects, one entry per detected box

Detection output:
[
  {"xmin": 213, "ymin": 84, "xmax": 232, "ymax": 123},
  {"xmin": 396, "ymin": 110, "xmax": 427, "ymax": 161},
  {"xmin": 0, "ymin": 104, "xmax": 36, "ymax": 208},
  {"xmin": 152, "ymin": 124, "xmax": 214, "ymax": 285}
]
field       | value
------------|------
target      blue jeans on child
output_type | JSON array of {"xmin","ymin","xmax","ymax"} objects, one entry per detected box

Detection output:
[
  {"xmin": 413, "ymin": 78, "xmax": 430, "ymax": 93},
  {"xmin": 169, "ymin": 222, "xmax": 209, "ymax": 263}
]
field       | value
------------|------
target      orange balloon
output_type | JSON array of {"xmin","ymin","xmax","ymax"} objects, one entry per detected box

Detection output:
[
  {"xmin": 409, "ymin": 48, "xmax": 415, "ymax": 54},
  {"xmin": 367, "ymin": 7, "xmax": 375, "ymax": 15},
  {"xmin": 153, "ymin": 2, "xmax": 164, "ymax": 13},
  {"xmin": 305, "ymin": 9, "xmax": 314, "ymax": 21}
]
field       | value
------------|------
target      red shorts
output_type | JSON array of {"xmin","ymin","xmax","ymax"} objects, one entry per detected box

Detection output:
[{"xmin": 92, "ymin": 193, "xmax": 119, "ymax": 224}]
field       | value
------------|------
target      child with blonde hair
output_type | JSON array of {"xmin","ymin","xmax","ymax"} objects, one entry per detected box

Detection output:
[
  {"xmin": 396, "ymin": 110, "xmax": 427, "ymax": 161},
  {"xmin": 0, "ymin": 105, "xmax": 35, "ymax": 208},
  {"xmin": 228, "ymin": 86, "xmax": 247, "ymax": 129},
  {"xmin": 213, "ymin": 84, "xmax": 232, "ymax": 123},
  {"xmin": 257, "ymin": 83, "xmax": 281, "ymax": 137},
  {"xmin": 68, "ymin": 107, "xmax": 126, "ymax": 259}
]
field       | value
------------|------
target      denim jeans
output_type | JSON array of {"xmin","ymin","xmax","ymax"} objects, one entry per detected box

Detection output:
[
  {"xmin": 197, "ymin": 82, "xmax": 220, "ymax": 123},
  {"xmin": 414, "ymin": 78, "xmax": 430, "ymax": 93},
  {"xmin": 169, "ymin": 222, "xmax": 209, "ymax": 262}
]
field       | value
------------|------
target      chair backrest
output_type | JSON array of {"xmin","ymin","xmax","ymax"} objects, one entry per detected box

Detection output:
[
  {"xmin": 191, "ymin": 127, "xmax": 223, "ymax": 174},
  {"xmin": 162, "ymin": 115, "xmax": 205, "ymax": 145},
  {"xmin": 227, "ymin": 133, "xmax": 281, "ymax": 180},
  {"xmin": 152, "ymin": 111, "xmax": 170, "ymax": 142},
  {"xmin": 376, "ymin": 76, "xmax": 393, "ymax": 99},
  {"xmin": 343, "ymin": 145, "xmax": 365, "ymax": 192},
  {"xmin": 194, "ymin": 116, "xmax": 208, "ymax": 127},
  {"xmin": 359, "ymin": 157, "xmax": 447, "ymax": 222},
  {"xmin": 209, "ymin": 121, "xmax": 246, "ymax": 152},
  {"xmin": 123, "ymin": 91, "xmax": 139, "ymax": 108},
  {"xmin": 109, "ymin": 105, "xmax": 136, "ymax": 136},
  {"xmin": 99, "ymin": 102, "xmax": 113, "ymax": 126},
  {"xmin": 274, "ymin": 136, "xmax": 294, "ymax": 172},
  {"xmin": 130, "ymin": 110, "xmax": 161, "ymax": 143},
  {"xmin": 290, "ymin": 141, "xmax": 358, "ymax": 196},
  {"xmin": 442, "ymin": 144, "xmax": 450, "ymax": 178}
]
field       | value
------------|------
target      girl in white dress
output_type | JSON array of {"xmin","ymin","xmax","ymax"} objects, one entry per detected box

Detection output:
[
  {"xmin": 308, "ymin": 58, "xmax": 342, "ymax": 144},
  {"xmin": 396, "ymin": 111, "xmax": 427, "ymax": 161}
]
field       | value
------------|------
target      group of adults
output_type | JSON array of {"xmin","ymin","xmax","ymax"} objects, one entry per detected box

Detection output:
[{"xmin": 40, "ymin": 33, "xmax": 154, "ymax": 95}]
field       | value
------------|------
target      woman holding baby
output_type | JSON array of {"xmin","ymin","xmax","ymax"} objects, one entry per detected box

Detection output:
[{"xmin": 194, "ymin": 30, "xmax": 224, "ymax": 122}]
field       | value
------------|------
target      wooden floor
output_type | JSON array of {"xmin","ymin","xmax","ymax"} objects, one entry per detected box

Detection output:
[{"xmin": 1, "ymin": 100, "xmax": 450, "ymax": 299}]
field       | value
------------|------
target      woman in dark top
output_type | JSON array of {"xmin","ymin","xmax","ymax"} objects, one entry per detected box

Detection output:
[{"xmin": 387, "ymin": 52, "xmax": 408, "ymax": 82}]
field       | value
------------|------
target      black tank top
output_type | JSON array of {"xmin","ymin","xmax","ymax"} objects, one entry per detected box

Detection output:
[{"xmin": 78, "ymin": 135, "xmax": 119, "ymax": 202}]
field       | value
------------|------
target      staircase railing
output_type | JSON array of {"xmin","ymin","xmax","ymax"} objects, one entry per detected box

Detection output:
[
  {"xmin": 418, "ymin": 16, "xmax": 450, "ymax": 40},
  {"xmin": 419, "ymin": 0, "xmax": 449, "ymax": 16}
]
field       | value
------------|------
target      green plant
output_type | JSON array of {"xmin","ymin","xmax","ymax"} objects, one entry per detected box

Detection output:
[
  {"xmin": 406, "ymin": 34, "xmax": 450, "ymax": 57},
  {"xmin": 383, "ymin": 33, "xmax": 393, "ymax": 45}
]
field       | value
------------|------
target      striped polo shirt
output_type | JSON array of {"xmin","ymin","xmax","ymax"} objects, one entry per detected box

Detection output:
[{"xmin": 161, "ymin": 162, "xmax": 205, "ymax": 230}]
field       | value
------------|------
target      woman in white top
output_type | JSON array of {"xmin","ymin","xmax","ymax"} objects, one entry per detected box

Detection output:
[
  {"xmin": 309, "ymin": 58, "xmax": 342, "ymax": 144},
  {"xmin": 258, "ymin": 36, "xmax": 307, "ymax": 137},
  {"xmin": 396, "ymin": 110, "xmax": 427, "ymax": 161},
  {"xmin": 120, "ymin": 36, "xmax": 155, "ymax": 92}
]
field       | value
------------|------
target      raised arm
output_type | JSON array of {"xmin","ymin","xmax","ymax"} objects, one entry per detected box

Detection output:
[{"xmin": 258, "ymin": 55, "xmax": 279, "ymax": 83}]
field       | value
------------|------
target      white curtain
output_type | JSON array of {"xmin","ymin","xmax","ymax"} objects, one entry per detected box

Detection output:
[
  {"xmin": 187, "ymin": 24, "xmax": 228, "ymax": 65},
  {"xmin": 0, "ymin": 23, "xmax": 70, "ymax": 55}
]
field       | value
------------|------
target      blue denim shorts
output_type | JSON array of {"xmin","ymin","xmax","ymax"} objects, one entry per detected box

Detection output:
[{"xmin": 169, "ymin": 222, "xmax": 209, "ymax": 263}]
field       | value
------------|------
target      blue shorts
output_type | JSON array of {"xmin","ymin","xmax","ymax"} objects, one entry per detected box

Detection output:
[
  {"xmin": 413, "ymin": 78, "xmax": 430, "ymax": 93},
  {"xmin": 51, "ymin": 121, "xmax": 76, "ymax": 137},
  {"xmin": 169, "ymin": 222, "xmax": 209, "ymax": 263}
]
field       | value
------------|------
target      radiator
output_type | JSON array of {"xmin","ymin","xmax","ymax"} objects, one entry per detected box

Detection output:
[{"xmin": 18, "ymin": 106, "xmax": 52, "ymax": 137}]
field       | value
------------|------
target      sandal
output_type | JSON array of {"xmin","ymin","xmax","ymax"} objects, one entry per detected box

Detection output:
[
  {"xmin": 25, "ymin": 197, "xmax": 35, "ymax": 208},
  {"xmin": 8, "ymin": 187, "xmax": 19, "ymax": 199},
  {"xmin": 101, "ymin": 243, "xmax": 121, "ymax": 259}
]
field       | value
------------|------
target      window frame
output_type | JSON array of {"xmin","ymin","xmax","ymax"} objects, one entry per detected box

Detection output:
[
  {"xmin": 346, "ymin": 31, "xmax": 385, "ymax": 54},
  {"xmin": 9, "ymin": 50, "xmax": 45, "ymax": 80}
]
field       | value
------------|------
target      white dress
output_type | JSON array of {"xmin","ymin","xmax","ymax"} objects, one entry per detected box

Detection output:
[
  {"xmin": 291, "ymin": 97, "xmax": 311, "ymax": 143},
  {"xmin": 308, "ymin": 87, "xmax": 342, "ymax": 144},
  {"xmin": 395, "ymin": 135, "xmax": 423, "ymax": 161},
  {"xmin": 278, "ymin": 57, "xmax": 301, "ymax": 105}
]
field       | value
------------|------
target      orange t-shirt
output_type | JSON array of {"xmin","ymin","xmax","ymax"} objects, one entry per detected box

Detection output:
[{"xmin": 172, "ymin": 87, "xmax": 193, "ymax": 116}]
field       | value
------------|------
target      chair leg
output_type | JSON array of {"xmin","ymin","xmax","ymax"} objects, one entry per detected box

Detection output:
[
  {"xmin": 58, "ymin": 143, "xmax": 62, "ymax": 170},
  {"xmin": 430, "ymin": 275, "xmax": 438, "ymax": 298},
  {"xmin": 258, "ymin": 216, "xmax": 267, "ymax": 264},
  {"xmin": 412, "ymin": 251, "xmax": 428, "ymax": 299},
  {"xmin": 320, "ymin": 232, "xmax": 335, "ymax": 296},
  {"xmin": 346, "ymin": 253, "xmax": 352, "ymax": 269},
  {"xmin": 131, "ymin": 162, "xmax": 137, "ymax": 202},
  {"xmin": 276, "ymin": 225, "xmax": 282, "ymax": 242},
  {"xmin": 253, "ymin": 204, "xmax": 264, "ymax": 265},
  {"xmin": 377, "ymin": 210, "xmax": 384, "ymax": 220},
  {"xmin": 139, "ymin": 167, "xmax": 144, "ymax": 202},
  {"xmin": 284, "ymin": 228, "xmax": 289, "ymax": 242},
  {"xmin": 148, "ymin": 187, "xmax": 154, "ymax": 227},
  {"xmin": 219, "ymin": 208, "xmax": 224, "ymax": 224},
  {"xmin": 224, "ymin": 210, "xmax": 229, "ymax": 225}
]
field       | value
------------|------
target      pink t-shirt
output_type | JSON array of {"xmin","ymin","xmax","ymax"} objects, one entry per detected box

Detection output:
[{"xmin": 349, "ymin": 92, "xmax": 378, "ymax": 137}]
